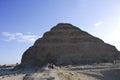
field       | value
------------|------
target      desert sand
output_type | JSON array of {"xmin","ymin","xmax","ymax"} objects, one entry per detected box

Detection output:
[{"xmin": 0, "ymin": 63, "xmax": 120, "ymax": 80}]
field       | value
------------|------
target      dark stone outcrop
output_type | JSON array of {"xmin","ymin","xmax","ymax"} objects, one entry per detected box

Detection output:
[{"xmin": 20, "ymin": 23, "xmax": 120, "ymax": 68}]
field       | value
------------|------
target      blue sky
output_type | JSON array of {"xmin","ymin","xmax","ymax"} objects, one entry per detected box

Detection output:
[{"xmin": 0, "ymin": 0, "xmax": 120, "ymax": 65}]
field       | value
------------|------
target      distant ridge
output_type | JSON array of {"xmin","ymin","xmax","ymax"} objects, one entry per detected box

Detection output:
[{"xmin": 19, "ymin": 23, "xmax": 120, "ymax": 68}]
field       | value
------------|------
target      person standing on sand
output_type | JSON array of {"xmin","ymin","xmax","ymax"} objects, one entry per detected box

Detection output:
[{"xmin": 51, "ymin": 63, "xmax": 54, "ymax": 69}]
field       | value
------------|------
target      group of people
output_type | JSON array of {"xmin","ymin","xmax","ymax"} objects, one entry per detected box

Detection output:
[{"xmin": 47, "ymin": 63, "xmax": 54, "ymax": 69}]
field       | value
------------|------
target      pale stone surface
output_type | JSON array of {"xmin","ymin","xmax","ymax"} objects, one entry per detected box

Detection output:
[{"xmin": 20, "ymin": 23, "xmax": 120, "ymax": 68}]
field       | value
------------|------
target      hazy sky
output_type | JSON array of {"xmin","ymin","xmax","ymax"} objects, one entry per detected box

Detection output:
[{"xmin": 0, "ymin": 0, "xmax": 120, "ymax": 65}]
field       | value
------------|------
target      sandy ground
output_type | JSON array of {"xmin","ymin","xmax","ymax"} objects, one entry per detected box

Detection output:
[{"xmin": 0, "ymin": 63, "xmax": 120, "ymax": 80}]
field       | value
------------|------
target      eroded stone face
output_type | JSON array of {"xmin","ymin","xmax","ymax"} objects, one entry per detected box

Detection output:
[{"xmin": 20, "ymin": 23, "xmax": 120, "ymax": 68}]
